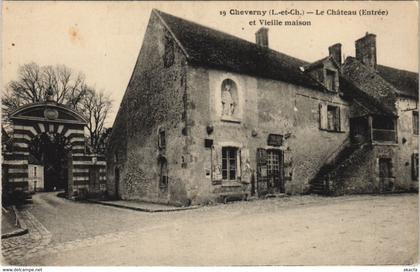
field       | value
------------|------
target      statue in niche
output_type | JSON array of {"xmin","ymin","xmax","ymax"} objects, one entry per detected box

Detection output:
[{"xmin": 221, "ymin": 82, "xmax": 235, "ymax": 116}]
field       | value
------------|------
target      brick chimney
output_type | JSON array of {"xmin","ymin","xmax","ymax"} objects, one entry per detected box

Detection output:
[
  {"xmin": 355, "ymin": 32, "xmax": 377, "ymax": 69},
  {"xmin": 255, "ymin": 28, "xmax": 269, "ymax": 48},
  {"xmin": 328, "ymin": 43, "xmax": 342, "ymax": 65}
]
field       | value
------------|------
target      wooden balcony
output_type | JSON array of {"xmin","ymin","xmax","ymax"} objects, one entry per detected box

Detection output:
[
  {"xmin": 350, "ymin": 115, "xmax": 398, "ymax": 145},
  {"xmin": 370, "ymin": 115, "xmax": 397, "ymax": 144},
  {"xmin": 372, "ymin": 128, "xmax": 397, "ymax": 143}
]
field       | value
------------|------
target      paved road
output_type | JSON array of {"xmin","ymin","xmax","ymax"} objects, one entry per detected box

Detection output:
[
  {"xmin": 2, "ymin": 192, "xmax": 418, "ymax": 266},
  {"xmin": 26, "ymin": 192, "xmax": 163, "ymax": 244}
]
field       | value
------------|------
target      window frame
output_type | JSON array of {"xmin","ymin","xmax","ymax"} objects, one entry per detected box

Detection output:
[
  {"xmin": 222, "ymin": 146, "xmax": 238, "ymax": 181},
  {"xmin": 413, "ymin": 111, "xmax": 419, "ymax": 135},
  {"xmin": 320, "ymin": 103, "xmax": 341, "ymax": 132},
  {"xmin": 325, "ymin": 69, "xmax": 337, "ymax": 92}
]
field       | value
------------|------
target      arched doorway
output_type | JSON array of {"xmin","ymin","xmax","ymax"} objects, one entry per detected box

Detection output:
[
  {"xmin": 3, "ymin": 100, "xmax": 95, "ymax": 198},
  {"xmin": 29, "ymin": 132, "xmax": 72, "ymax": 192}
]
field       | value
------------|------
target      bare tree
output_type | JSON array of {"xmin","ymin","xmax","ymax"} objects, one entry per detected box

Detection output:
[
  {"xmin": 3, "ymin": 62, "xmax": 113, "ymax": 155},
  {"xmin": 80, "ymin": 89, "xmax": 112, "ymax": 153},
  {"xmin": 2, "ymin": 62, "xmax": 88, "ymax": 112}
]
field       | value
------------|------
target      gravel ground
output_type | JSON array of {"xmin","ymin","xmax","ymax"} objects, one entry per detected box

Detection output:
[{"xmin": 22, "ymin": 192, "xmax": 419, "ymax": 266}]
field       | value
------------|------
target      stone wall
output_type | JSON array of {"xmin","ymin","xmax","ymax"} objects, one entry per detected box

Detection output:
[
  {"xmin": 328, "ymin": 96, "xmax": 418, "ymax": 194},
  {"xmin": 106, "ymin": 12, "xmax": 189, "ymax": 205},
  {"xmin": 396, "ymin": 97, "xmax": 418, "ymax": 190},
  {"xmin": 106, "ymin": 12, "xmax": 416, "ymax": 205},
  {"xmin": 185, "ymin": 67, "xmax": 351, "ymax": 203}
]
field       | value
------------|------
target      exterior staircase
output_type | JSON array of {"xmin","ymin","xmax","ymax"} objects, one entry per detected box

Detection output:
[{"xmin": 310, "ymin": 139, "xmax": 368, "ymax": 195}]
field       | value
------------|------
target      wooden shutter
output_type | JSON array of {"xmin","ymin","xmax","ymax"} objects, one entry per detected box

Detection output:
[
  {"xmin": 319, "ymin": 103, "xmax": 328, "ymax": 130},
  {"xmin": 335, "ymin": 106, "xmax": 341, "ymax": 132},
  {"xmin": 240, "ymin": 148, "xmax": 251, "ymax": 183},
  {"xmin": 257, "ymin": 148, "xmax": 267, "ymax": 166},
  {"xmin": 211, "ymin": 144, "xmax": 222, "ymax": 182},
  {"xmin": 283, "ymin": 148, "xmax": 293, "ymax": 183},
  {"xmin": 256, "ymin": 148, "xmax": 268, "ymax": 195},
  {"xmin": 236, "ymin": 149, "xmax": 242, "ymax": 179}
]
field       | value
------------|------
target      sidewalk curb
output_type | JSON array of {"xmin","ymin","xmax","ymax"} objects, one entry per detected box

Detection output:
[
  {"xmin": 87, "ymin": 199, "xmax": 199, "ymax": 213},
  {"xmin": 1, "ymin": 206, "xmax": 28, "ymax": 239}
]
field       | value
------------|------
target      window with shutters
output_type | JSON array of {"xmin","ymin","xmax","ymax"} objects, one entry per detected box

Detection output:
[
  {"xmin": 412, "ymin": 153, "xmax": 419, "ymax": 181},
  {"xmin": 320, "ymin": 103, "xmax": 341, "ymax": 132},
  {"xmin": 413, "ymin": 111, "xmax": 418, "ymax": 135},
  {"xmin": 327, "ymin": 105, "xmax": 340, "ymax": 131},
  {"xmin": 222, "ymin": 147, "xmax": 237, "ymax": 181}
]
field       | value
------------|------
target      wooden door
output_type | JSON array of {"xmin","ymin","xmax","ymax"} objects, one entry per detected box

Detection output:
[
  {"xmin": 267, "ymin": 149, "xmax": 284, "ymax": 193},
  {"xmin": 379, "ymin": 158, "xmax": 392, "ymax": 192}
]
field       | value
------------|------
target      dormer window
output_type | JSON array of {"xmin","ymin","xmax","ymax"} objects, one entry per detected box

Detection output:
[
  {"xmin": 325, "ymin": 69, "xmax": 337, "ymax": 91},
  {"xmin": 304, "ymin": 57, "xmax": 340, "ymax": 92}
]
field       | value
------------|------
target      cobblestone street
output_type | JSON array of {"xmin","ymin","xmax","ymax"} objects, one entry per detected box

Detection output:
[{"xmin": 1, "ymin": 192, "xmax": 418, "ymax": 266}]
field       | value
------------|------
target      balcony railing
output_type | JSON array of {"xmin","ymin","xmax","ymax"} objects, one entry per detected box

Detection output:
[{"xmin": 372, "ymin": 128, "xmax": 397, "ymax": 143}]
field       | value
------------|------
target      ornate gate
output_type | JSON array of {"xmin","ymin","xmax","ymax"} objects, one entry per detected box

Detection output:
[{"xmin": 3, "ymin": 98, "xmax": 105, "ymax": 198}]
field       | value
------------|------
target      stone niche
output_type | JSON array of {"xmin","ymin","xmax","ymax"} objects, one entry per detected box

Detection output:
[{"xmin": 219, "ymin": 78, "xmax": 242, "ymax": 122}]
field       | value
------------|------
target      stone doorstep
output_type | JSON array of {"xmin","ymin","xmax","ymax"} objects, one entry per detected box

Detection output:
[
  {"xmin": 1, "ymin": 206, "xmax": 29, "ymax": 239},
  {"xmin": 87, "ymin": 199, "xmax": 200, "ymax": 213}
]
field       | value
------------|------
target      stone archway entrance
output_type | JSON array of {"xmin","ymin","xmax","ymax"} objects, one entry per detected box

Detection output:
[
  {"xmin": 3, "ymin": 100, "xmax": 93, "ymax": 198},
  {"xmin": 29, "ymin": 132, "xmax": 72, "ymax": 192}
]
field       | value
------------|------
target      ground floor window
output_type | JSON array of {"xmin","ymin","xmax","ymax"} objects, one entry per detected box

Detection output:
[
  {"xmin": 159, "ymin": 158, "xmax": 168, "ymax": 188},
  {"xmin": 222, "ymin": 147, "xmax": 237, "ymax": 181}
]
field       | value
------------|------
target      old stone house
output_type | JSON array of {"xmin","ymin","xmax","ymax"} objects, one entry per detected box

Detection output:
[
  {"xmin": 106, "ymin": 9, "xmax": 418, "ymax": 205},
  {"xmin": 321, "ymin": 33, "xmax": 419, "ymax": 195}
]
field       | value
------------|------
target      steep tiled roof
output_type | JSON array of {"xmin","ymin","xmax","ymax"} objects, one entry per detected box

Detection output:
[
  {"xmin": 340, "ymin": 76, "xmax": 395, "ymax": 117},
  {"xmin": 377, "ymin": 65, "xmax": 418, "ymax": 98},
  {"xmin": 341, "ymin": 57, "xmax": 398, "ymax": 116},
  {"xmin": 154, "ymin": 9, "xmax": 326, "ymax": 91},
  {"xmin": 303, "ymin": 56, "xmax": 339, "ymax": 71}
]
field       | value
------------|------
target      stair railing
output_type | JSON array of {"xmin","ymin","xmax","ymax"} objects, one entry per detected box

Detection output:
[{"xmin": 322, "ymin": 137, "xmax": 351, "ymax": 166}]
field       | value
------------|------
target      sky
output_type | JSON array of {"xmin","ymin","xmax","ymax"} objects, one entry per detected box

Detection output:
[{"xmin": 2, "ymin": 1, "xmax": 418, "ymax": 127}]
